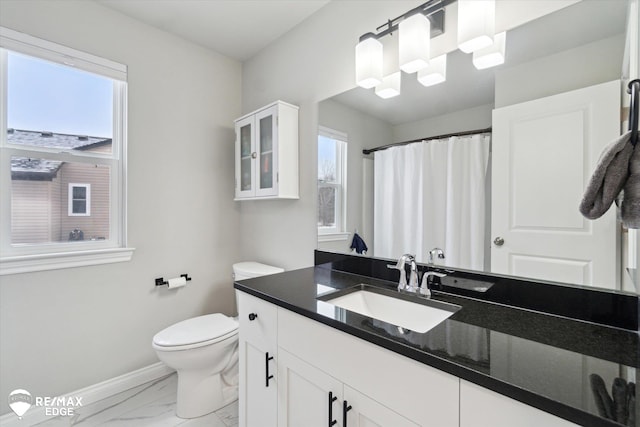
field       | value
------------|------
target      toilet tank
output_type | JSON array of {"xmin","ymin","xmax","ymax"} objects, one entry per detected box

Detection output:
[{"xmin": 233, "ymin": 262, "xmax": 284, "ymax": 281}]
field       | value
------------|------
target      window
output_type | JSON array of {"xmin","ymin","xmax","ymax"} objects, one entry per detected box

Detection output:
[
  {"xmin": 0, "ymin": 27, "xmax": 132, "ymax": 274},
  {"xmin": 317, "ymin": 126, "xmax": 347, "ymax": 238},
  {"xmin": 69, "ymin": 184, "xmax": 91, "ymax": 216}
]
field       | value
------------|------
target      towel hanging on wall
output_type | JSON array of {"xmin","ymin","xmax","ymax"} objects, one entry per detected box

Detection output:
[
  {"xmin": 579, "ymin": 131, "xmax": 634, "ymax": 222},
  {"xmin": 350, "ymin": 232, "xmax": 368, "ymax": 255},
  {"xmin": 621, "ymin": 143, "xmax": 640, "ymax": 228}
]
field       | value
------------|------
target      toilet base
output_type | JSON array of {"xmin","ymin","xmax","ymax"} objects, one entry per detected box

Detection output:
[{"xmin": 176, "ymin": 370, "xmax": 234, "ymax": 419}]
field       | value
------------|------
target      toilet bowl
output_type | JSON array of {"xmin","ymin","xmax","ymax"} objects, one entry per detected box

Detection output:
[{"xmin": 152, "ymin": 262, "xmax": 283, "ymax": 419}]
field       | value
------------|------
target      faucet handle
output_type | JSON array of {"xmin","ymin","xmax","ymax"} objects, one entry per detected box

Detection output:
[
  {"xmin": 386, "ymin": 264, "xmax": 407, "ymax": 291},
  {"xmin": 419, "ymin": 271, "xmax": 447, "ymax": 297}
]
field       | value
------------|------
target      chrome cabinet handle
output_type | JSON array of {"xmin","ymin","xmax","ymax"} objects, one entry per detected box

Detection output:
[
  {"xmin": 251, "ymin": 152, "xmax": 257, "ymax": 159},
  {"xmin": 493, "ymin": 237, "xmax": 505, "ymax": 246}
]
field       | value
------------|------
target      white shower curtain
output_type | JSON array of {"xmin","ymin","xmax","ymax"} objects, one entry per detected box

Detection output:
[{"xmin": 373, "ymin": 134, "xmax": 491, "ymax": 270}]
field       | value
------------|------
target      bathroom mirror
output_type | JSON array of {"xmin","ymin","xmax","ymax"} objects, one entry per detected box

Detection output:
[{"xmin": 317, "ymin": 0, "xmax": 638, "ymax": 294}]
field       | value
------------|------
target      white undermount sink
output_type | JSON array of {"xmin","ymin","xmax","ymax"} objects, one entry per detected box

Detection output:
[{"xmin": 320, "ymin": 285, "xmax": 460, "ymax": 333}]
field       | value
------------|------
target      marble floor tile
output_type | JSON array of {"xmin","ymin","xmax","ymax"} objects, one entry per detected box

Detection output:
[{"xmin": 26, "ymin": 373, "xmax": 238, "ymax": 427}]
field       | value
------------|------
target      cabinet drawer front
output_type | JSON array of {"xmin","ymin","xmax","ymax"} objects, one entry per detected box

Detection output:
[{"xmin": 237, "ymin": 291, "xmax": 277, "ymax": 349}]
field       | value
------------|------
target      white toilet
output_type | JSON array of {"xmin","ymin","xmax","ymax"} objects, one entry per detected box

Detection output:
[{"xmin": 152, "ymin": 262, "xmax": 283, "ymax": 419}]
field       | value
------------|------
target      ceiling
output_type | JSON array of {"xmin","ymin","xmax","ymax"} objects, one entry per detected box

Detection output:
[
  {"xmin": 331, "ymin": 0, "xmax": 628, "ymax": 126},
  {"xmin": 97, "ymin": 0, "xmax": 331, "ymax": 61}
]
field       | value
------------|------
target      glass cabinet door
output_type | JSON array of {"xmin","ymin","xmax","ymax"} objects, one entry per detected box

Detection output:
[
  {"xmin": 235, "ymin": 115, "xmax": 255, "ymax": 198},
  {"xmin": 255, "ymin": 106, "xmax": 278, "ymax": 196}
]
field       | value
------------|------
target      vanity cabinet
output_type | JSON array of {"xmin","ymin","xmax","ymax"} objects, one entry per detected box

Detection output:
[
  {"xmin": 234, "ymin": 101, "xmax": 299, "ymax": 200},
  {"xmin": 277, "ymin": 307, "xmax": 459, "ymax": 427},
  {"xmin": 460, "ymin": 380, "xmax": 579, "ymax": 427},
  {"xmin": 278, "ymin": 349, "xmax": 418, "ymax": 427},
  {"xmin": 237, "ymin": 292, "xmax": 278, "ymax": 427}
]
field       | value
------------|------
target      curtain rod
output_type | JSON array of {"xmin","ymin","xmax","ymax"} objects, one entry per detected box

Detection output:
[{"xmin": 362, "ymin": 127, "xmax": 492, "ymax": 155}]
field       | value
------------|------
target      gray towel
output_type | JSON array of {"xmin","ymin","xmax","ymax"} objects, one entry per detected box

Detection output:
[
  {"xmin": 621, "ymin": 142, "xmax": 640, "ymax": 228},
  {"xmin": 580, "ymin": 131, "xmax": 634, "ymax": 220}
]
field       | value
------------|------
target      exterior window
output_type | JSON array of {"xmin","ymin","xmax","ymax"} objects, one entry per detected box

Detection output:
[
  {"xmin": 318, "ymin": 126, "xmax": 347, "ymax": 236},
  {"xmin": 0, "ymin": 27, "xmax": 131, "ymax": 274},
  {"xmin": 69, "ymin": 184, "xmax": 91, "ymax": 216}
]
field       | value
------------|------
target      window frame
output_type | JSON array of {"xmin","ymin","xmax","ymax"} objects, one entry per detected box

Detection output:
[
  {"xmin": 317, "ymin": 126, "xmax": 348, "ymax": 240},
  {"xmin": 0, "ymin": 26, "xmax": 133, "ymax": 275},
  {"xmin": 68, "ymin": 183, "xmax": 91, "ymax": 216}
]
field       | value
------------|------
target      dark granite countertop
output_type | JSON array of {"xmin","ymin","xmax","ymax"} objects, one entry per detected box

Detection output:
[{"xmin": 234, "ymin": 266, "xmax": 638, "ymax": 427}]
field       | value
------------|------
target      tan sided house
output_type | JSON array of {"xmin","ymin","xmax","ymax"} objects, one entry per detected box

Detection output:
[{"xmin": 9, "ymin": 129, "xmax": 111, "ymax": 244}]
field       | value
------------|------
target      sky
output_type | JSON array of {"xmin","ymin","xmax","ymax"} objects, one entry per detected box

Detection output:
[{"xmin": 7, "ymin": 51, "xmax": 113, "ymax": 138}]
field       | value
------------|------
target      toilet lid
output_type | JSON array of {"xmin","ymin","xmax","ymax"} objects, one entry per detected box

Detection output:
[{"xmin": 153, "ymin": 314, "xmax": 238, "ymax": 348}]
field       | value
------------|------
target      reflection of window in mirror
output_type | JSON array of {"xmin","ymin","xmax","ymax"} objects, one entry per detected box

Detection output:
[{"xmin": 317, "ymin": 126, "xmax": 347, "ymax": 237}]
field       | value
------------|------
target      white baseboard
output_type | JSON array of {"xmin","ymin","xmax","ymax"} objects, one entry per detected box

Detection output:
[{"xmin": 0, "ymin": 362, "xmax": 174, "ymax": 427}]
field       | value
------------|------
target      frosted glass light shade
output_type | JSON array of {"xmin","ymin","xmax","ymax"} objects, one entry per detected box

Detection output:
[
  {"xmin": 375, "ymin": 72, "xmax": 401, "ymax": 99},
  {"xmin": 457, "ymin": 0, "xmax": 495, "ymax": 53},
  {"xmin": 417, "ymin": 54, "xmax": 447, "ymax": 86},
  {"xmin": 399, "ymin": 13, "xmax": 431, "ymax": 74},
  {"xmin": 472, "ymin": 32, "xmax": 506, "ymax": 69},
  {"xmin": 355, "ymin": 37, "xmax": 383, "ymax": 89}
]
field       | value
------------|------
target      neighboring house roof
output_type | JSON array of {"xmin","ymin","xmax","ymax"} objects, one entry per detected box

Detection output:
[{"xmin": 8, "ymin": 129, "xmax": 112, "ymax": 181}]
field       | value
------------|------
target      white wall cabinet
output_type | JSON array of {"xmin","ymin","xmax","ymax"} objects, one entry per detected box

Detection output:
[
  {"xmin": 234, "ymin": 101, "xmax": 299, "ymax": 200},
  {"xmin": 460, "ymin": 380, "xmax": 580, "ymax": 427},
  {"xmin": 237, "ymin": 292, "xmax": 278, "ymax": 427}
]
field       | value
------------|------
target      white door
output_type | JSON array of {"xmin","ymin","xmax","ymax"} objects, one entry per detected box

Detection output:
[
  {"xmin": 343, "ymin": 385, "xmax": 419, "ymax": 427},
  {"xmin": 491, "ymin": 80, "xmax": 620, "ymax": 289},
  {"xmin": 278, "ymin": 349, "xmax": 343, "ymax": 427},
  {"xmin": 239, "ymin": 341, "xmax": 277, "ymax": 427}
]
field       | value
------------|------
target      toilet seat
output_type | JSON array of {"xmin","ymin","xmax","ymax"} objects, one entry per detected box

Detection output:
[{"xmin": 153, "ymin": 313, "xmax": 238, "ymax": 351}]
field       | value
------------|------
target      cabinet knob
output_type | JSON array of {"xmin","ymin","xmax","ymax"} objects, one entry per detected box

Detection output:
[
  {"xmin": 248, "ymin": 313, "xmax": 258, "ymax": 321},
  {"xmin": 251, "ymin": 152, "xmax": 257, "ymax": 159},
  {"xmin": 493, "ymin": 237, "xmax": 505, "ymax": 246}
]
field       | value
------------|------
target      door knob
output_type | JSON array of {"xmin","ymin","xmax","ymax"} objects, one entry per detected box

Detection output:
[{"xmin": 493, "ymin": 237, "xmax": 505, "ymax": 246}]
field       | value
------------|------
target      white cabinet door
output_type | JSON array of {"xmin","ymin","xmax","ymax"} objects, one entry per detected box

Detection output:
[
  {"xmin": 343, "ymin": 385, "xmax": 419, "ymax": 427},
  {"xmin": 255, "ymin": 105, "xmax": 279, "ymax": 198},
  {"xmin": 460, "ymin": 380, "xmax": 580, "ymax": 427},
  {"xmin": 278, "ymin": 349, "xmax": 343, "ymax": 427},
  {"xmin": 237, "ymin": 292, "xmax": 278, "ymax": 427},
  {"xmin": 235, "ymin": 115, "xmax": 255, "ymax": 199},
  {"xmin": 491, "ymin": 80, "xmax": 620, "ymax": 289}
]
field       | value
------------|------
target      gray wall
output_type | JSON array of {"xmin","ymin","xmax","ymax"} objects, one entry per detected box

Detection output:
[
  {"xmin": 0, "ymin": 0, "xmax": 241, "ymax": 415},
  {"xmin": 241, "ymin": 1, "xmax": 423, "ymax": 270}
]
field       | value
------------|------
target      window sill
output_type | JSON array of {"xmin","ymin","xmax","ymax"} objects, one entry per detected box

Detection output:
[
  {"xmin": 318, "ymin": 232, "xmax": 351, "ymax": 243},
  {"xmin": 0, "ymin": 247, "xmax": 135, "ymax": 275}
]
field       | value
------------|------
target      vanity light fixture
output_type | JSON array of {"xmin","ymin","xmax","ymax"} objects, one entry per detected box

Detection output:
[
  {"xmin": 376, "ymin": 34, "xmax": 401, "ymax": 98},
  {"xmin": 472, "ymin": 31, "xmax": 506, "ymax": 70},
  {"xmin": 417, "ymin": 54, "xmax": 447, "ymax": 86},
  {"xmin": 375, "ymin": 72, "xmax": 402, "ymax": 98},
  {"xmin": 355, "ymin": 0, "xmax": 449, "ymax": 91},
  {"xmin": 399, "ymin": 13, "xmax": 431, "ymax": 74},
  {"xmin": 457, "ymin": 0, "xmax": 496, "ymax": 53},
  {"xmin": 355, "ymin": 0, "xmax": 506, "ymax": 96},
  {"xmin": 355, "ymin": 37, "xmax": 383, "ymax": 89}
]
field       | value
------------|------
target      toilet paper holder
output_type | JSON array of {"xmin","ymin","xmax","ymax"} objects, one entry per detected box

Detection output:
[{"xmin": 155, "ymin": 274, "xmax": 192, "ymax": 287}]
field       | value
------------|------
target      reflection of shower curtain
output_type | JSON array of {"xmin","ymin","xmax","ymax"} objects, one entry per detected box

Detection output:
[{"xmin": 373, "ymin": 134, "xmax": 491, "ymax": 269}]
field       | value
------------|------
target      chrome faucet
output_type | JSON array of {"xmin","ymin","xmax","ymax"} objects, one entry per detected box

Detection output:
[
  {"xmin": 428, "ymin": 248, "xmax": 445, "ymax": 265},
  {"xmin": 387, "ymin": 254, "xmax": 418, "ymax": 292},
  {"xmin": 419, "ymin": 271, "xmax": 447, "ymax": 298}
]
